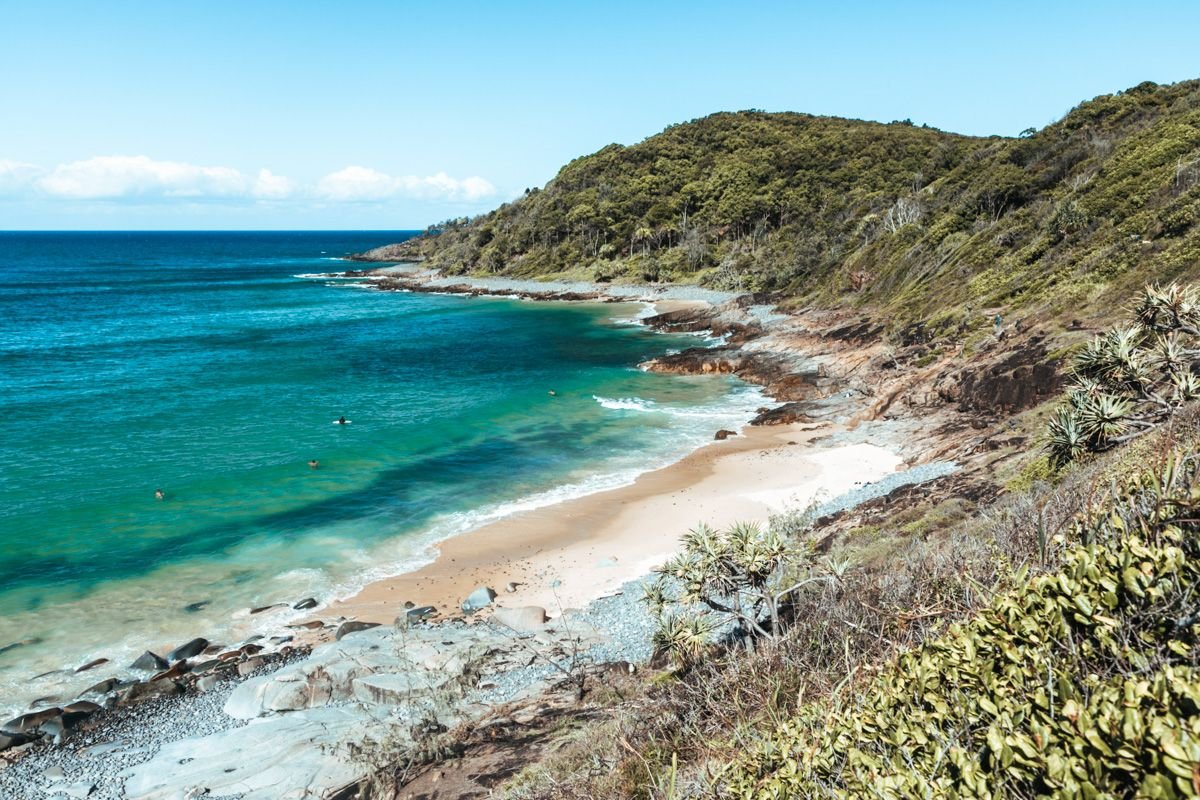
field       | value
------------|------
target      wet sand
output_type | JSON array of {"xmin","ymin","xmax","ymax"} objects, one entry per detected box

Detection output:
[{"xmin": 329, "ymin": 421, "xmax": 904, "ymax": 625}]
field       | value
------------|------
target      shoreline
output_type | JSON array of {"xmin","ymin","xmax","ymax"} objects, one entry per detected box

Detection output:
[{"xmin": 326, "ymin": 422, "xmax": 905, "ymax": 629}]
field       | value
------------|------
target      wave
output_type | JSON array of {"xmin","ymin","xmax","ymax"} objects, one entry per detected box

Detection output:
[{"xmin": 593, "ymin": 395, "xmax": 658, "ymax": 412}]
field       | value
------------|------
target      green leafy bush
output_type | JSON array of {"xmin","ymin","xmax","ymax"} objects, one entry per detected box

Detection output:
[{"xmin": 720, "ymin": 453, "xmax": 1200, "ymax": 798}]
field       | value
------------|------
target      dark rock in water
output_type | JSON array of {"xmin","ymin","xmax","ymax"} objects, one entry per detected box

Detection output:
[
  {"xmin": 119, "ymin": 679, "xmax": 181, "ymax": 705},
  {"xmin": 250, "ymin": 603, "xmax": 287, "ymax": 614},
  {"xmin": 75, "ymin": 657, "xmax": 109, "ymax": 673},
  {"xmin": 2, "ymin": 706, "xmax": 61, "ymax": 735},
  {"xmin": 461, "ymin": 586, "xmax": 498, "ymax": 614},
  {"xmin": 29, "ymin": 695, "xmax": 61, "ymax": 708},
  {"xmin": 202, "ymin": 643, "xmax": 225, "ymax": 656},
  {"xmin": 77, "ymin": 678, "xmax": 121, "ymax": 698},
  {"xmin": 130, "ymin": 651, "xmax": 169, "ymax": 672},
  {"xmin": 288, "ymin": 620, "xmax": 325, "ymax": 630},
  {"xmin": 293, "ymin": 597, "xmax": 319, "ymax": 611},
  {"xmin": 63, "ymin": 700, "xmax": 101, "ymax": 715},
  {"xmin": 165, "ymin": 637, "xmax": 208, "ymax": 661},
  {"xmin": 269, "ymin": 635, "xmax": 293, "ymax": 645},
  {"xmin": 183, "ymin": 600, "xmax": 211, "ymax": 613},
  {"xmin": 714, "ymin": 429, "xmax": 738, "ymax": 440},
  {"xmin": 0, "ymin": 637, "xmax": 43, "ymax": 658},
  {"xmin": 241, "ymin": 634, "xmax": 265, "ymax": 644},
  {"xmin": 334, "ymin": 621, "xmax": 380, "ymax": 641},
  {"xmin": 32, "ymin": 668, "xmax": 70, "ymax": 680}
]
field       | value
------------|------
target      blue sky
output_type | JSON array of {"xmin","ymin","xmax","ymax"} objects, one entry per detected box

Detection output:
[{"xmin": 1, "ymin": 0, "xmax": 1197, "ymax": 230}]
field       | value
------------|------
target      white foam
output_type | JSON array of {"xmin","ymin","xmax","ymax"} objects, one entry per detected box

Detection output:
[{"xmin": 594, "ymin": 395, "xmax": 657, "ymax": 412}]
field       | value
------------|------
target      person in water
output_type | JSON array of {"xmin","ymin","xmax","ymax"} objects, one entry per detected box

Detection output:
[
  {"xmin": 155, "ymin": 488, "xmax": 165, "ymax": 501},
  {"xmin": 337, "ymin": 416, "xmax": 347, "ymax": 424},
  {"xmin": 308, "ymin": 459, "xmax": 319, "ymax": 470}
]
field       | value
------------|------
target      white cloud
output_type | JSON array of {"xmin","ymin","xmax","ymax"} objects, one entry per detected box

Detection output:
[
  {"xmin": 251, "ymin": 168, "xmax": 294, "ymax": 199},
  {"xmin": 1, "ymin": 155, "xmax": 496, "ymax": 208},
  {"xmin": 316, "ymin": 166, "xmax": 496, "ymax": 202},
  {"xmin": 37, "ymin": 155, "xmax": 249, "ymax": 199},
  {"xmin": 0, "ymin": 159, "xmax": 39, "ymax": 194}
]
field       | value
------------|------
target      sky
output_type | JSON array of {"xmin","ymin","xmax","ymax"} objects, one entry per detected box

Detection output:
[{"xmin": 1, "ymin": 0, "xmax": 1198, "ymax": 230}]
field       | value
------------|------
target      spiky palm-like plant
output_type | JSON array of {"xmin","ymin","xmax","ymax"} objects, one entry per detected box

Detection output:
[
  {"xmin": 645, "ymin": 515, "xmax": 838, "ymax": 666},
  {"xmin": 1047, "ymin": 282, "xmax": 1200, "ymax": 467}
]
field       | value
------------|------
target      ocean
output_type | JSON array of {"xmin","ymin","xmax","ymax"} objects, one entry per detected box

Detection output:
[{"xmin": 0, "ymin": 231, "xmax": 762, "ymax": 715}]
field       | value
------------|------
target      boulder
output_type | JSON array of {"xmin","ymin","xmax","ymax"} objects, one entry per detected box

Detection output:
[
  {"xmin": 196, "ymin": 674, "xmax": 221, "ymax": 692},
  {"xmin": 504, "ymin": 581, "xmax": 519, "ymax": 593},
  {"xmin": 183, "ymin": 600, "xmax": 211, "ymax": 613},
  {"xmin": 293, "ymin": 597, "xmax": 319, "ymax": 611},
  {"xmin": 334, "ymin": 620, "xmax": 380, "ymax": 641},
  {"xmin": 166, "ymin": 637, "xmax": 209, "ymax": 661},
  {"xmin": 63, "ymin": 700, "xmax": 101, "ymax": 715},
  {"xmin": 77, "ymin": 678, "xmax": 122, "ymax": 698},
  {"xmin": 398, "ymin": 606, "xmax": 437, "ymax": 626},
  {"xmin": 461, "ymin": 586, "xmax": 497, "ymax": 614},
  {"xmin": 237, "ymin": 656, "xmax": 265, "ymax": 677},
  {"xmin": 0, "ymin": 731, "xmax": 35, "ymax": 752},
  {"xmin": 74, "ymin": 657, "xmax": 109, "ymax": 673},
  {"xmin": 714, "ymin": 429, "xmax": 738, "ymax": 440},
  {"xmin": 490, "ymin": 606, "xmax": 548, "ymax": 632},
  {"xmin": 130, "ymin": 651, "xmax": 169, "ymax": 671},
  {"xmin": 2, "ymin": 706, "xmax": 61, "ymax": 735},
  {"xmin": 250, "ymin": 603, "xmax": 287, "ymax": 615},
  {"xmin": 118, "ymin": 679, "xmax": 181, "ymax": 706}
]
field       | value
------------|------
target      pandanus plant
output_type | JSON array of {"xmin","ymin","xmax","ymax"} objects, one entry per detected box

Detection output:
[
  {"xmin": 1048, "ymin": 282, "xmax": 1200, "ymax": 467},
  {"xmin": 642, "ymin": 518, "xmax": 840, "ymax": 667}
]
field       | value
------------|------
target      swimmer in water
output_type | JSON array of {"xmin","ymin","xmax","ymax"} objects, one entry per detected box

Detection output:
[
  {"xmin": 337, "ymin": 416, "xmax": 347, "ymax": 424},
  {"xmin": 155, "ymin": 488, "xmax": 165, "ymax": 501},
  {"xmin": 308, "ymin": 459, "xmax": 319, "ymax": 470}
]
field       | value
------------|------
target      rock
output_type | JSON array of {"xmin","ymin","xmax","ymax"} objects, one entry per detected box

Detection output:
[
  {"xmin": 238, "ymin": 656, "xmax": 266, "ymax": 677},
  {"xmin": 40, "ymin": 710, "xmax": 91, "ymax": 743},
  {"xmin": 123, "ymin": 707, "xmax": 368, "ymax": 799},
  {"xmin": 130, "ymin": 650, "xmax": 169, "ymax": 671},
  {"xmin": 73, "ymin": 657, "xmax": 109, "ymax": 673},
  {"xmin": 505, "ymin": 581, "xmax": 519, "ymax": 593},
  {"xmin": 77, "ymin": 678, "xmax": 121, "ymax": 698},
  {"xmin": 150, "ymin": 661, "xmax": 191, "ymax": 682},
  {"xmin": 63, "ymin": 700, "xmax": 101, "ymax": 715},
  {"xmin": 184, "ymin": 600, "xmax": 211, "ymax": 613},
  {"xmin": 118, "ymin": 679, "xmax": 181, "ymax": 705},
  {"xmin": 166, "ymin": 637, "xmax": 209, "ymax": 661},
  {"xmin": 0, "ymin": 637, "xmax": 42, "ymax": 657},
  {"xmin": 288, "ymin": 620, "xmax": 325, "ymax": 630},
  {"xmin": 0, "ymin": 731, "xmax": 34, "ymax": 752},
  {"xmin": 399, "ymin": 606, "xmax": 437, "ymax": 626},
  {"xmin": 2, "ymin": 706, "xmax": 61, "ymax": 734},
  {"xmin": 60, "ymin": 782, "xmax": 97, "ymax": 799},
  {"xmin": 461, "ymin": 586, "xmax": 497, "ymax": 614},
  {"xmin": 351, "ymin": 672, "xmax": 455, "ymax": 706},
  {"xmin": 749, "ymin": 402, "xmax": 816, "ymax": 426},
  {"xmin": 269, "ymin": 635, "xmax": 294, "ymax": 646},
  {"xmin": 43, "ymin": 764, "xmax": 66, "ymax": 780},
  {"xmin": 334, "ymin": 620, "xmax": 381, "ymax": 641},
  {"xmin": 190, "ymin": 658, "xmax": 222, "ymax": 674},
  {"xmin": 29, "ymin": 694, "xmax": 61, "ymax": 707},
  {"xmin": 490, "ymin": 606, "xmax": 548, "ymax": 632},
  {"xmin": 250, "ymin": 603, "xmax": 287, "ymax": 614},
  {"xmin": 714, "ymin": 429, "xmax": 738, "ymax": 440},
  {"xmin": 196, "ymin": 674, "xmax": 221, "ymax": 692},
  {"xmin": 403, "ymin": 600, "xmax": 415, "ymax": 609},
  {"xmin": 293, "ymin": 597, "xmax": 319, "ymax": 611}
]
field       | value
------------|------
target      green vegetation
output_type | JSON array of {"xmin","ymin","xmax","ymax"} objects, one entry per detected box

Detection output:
[
  {"xmin": 1048, "ymin": 282, "xmax": 1200, "ymax": 466},
  {"xmin": 386, "ymin": 80, "xmax": 1200, "ymax": 335},
  {"xmin": 722, "ymin": 452, "xmax": 1200, "ymax": 798}
]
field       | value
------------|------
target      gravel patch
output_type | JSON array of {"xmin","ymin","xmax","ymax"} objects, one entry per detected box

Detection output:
[{"xmin": 0, "ymin": 652, "xmax": 306, "ymax": 800}]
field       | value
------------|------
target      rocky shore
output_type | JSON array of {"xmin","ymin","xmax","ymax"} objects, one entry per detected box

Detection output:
[{"xmin": 1, "ymin": 256, "xmax": 1058, "ymax": 797}]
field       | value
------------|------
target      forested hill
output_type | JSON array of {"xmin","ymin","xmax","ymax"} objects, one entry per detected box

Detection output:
[{"xmin": 376, "ymin": 79, "xmax": 1200, "ymax": 334}]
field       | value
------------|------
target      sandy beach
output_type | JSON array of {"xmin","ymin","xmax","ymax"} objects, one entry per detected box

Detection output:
[{"xmin": 329, "ymin": 420, "xmax": 905, "ymax": 626}]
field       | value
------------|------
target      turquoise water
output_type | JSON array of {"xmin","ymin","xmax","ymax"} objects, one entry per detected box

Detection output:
[{"xmin": 0, "ymin": 232, "xmax": 761, "ymax": 713}]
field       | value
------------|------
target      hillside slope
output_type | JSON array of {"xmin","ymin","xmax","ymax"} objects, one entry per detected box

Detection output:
[{"xmin": 372, "ymin": 79, "xmax": 1200, "ymax": 337}]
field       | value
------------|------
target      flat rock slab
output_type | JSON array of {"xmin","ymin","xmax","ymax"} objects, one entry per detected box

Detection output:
[{"xmin": 122, "ymin": 707, "xmax": 370, "ymax": 800}]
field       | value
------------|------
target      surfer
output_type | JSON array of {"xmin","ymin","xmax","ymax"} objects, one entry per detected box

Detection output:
[
  {"xmin": 308, "ymin": 459, "xmax": 319, "ymax": 470},
  {"xmin": 154, "ymin": 488, "xmax": 165, "ymax": 501},
  {"xmin": 337, "ymin": 416, "xmax": 348, "ymax": 424}
]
